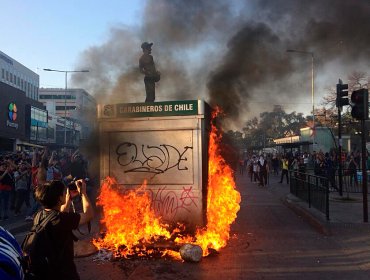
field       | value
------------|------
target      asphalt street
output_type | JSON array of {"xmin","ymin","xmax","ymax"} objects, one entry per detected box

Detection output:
[
  {"xmin": 3, "ymin": 172, "xmax": 370, "ymax": 279},
  {"xmin": 74, "ymin": 172, "xmax": 370, "ymax": 279}
]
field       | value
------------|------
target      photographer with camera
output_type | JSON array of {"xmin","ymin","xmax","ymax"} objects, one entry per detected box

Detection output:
[{"xmin": 23, "ymin": 179, "xmax": 93, "ymax": 280}]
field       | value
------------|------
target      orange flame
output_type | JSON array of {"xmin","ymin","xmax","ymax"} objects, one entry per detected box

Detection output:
[
  {"xmin": 94, "ymin": 107, "xmax": 241, "ymax": 258},
  {"xmin": 193, "ymin": 108, "xmax": 241, "ymax": 255},
  {"xmin": 93, "ymin": 177, "xmax": 171, "ymax": 257}
]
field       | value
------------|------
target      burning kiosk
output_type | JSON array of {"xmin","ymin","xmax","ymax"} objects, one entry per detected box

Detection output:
[
  {"xmin": 95, "ymin": 100, "xmax": 240, "ymax": 260},
  {"xmin": 97, "ymin": 100, "xmax": 211, "ymax": 230}
]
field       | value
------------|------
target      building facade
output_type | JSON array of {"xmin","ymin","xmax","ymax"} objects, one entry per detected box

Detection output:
[
  {"xmin": 47, "ymin": 113, "xmax": 81, "ymax": 146},
  {"xmin": 0, "ymin": 51, "xmax": 39, "ymax": 101},
  {"xmin": 0, "ymin": 81, "xmax": 46, "ymax": 151},
  {"xmin": 0, "ymin": 51, "xmax": 47, "ymax": 151},
  {"xmin": 273, "ymin": 126, "xmax": 351, "ymax": 154},
  {"xmin": 0, "ymin": 51, "xmax": 90, "ymax": 151},
  {"xmin": 39, "ymin": 88, "xmax": 96, "ymax": 140}
]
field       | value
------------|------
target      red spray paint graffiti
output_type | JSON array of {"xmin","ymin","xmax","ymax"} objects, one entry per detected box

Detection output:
[{"xmin": 150, "ymin": 186, "xmax": 198, "ymax": 221}]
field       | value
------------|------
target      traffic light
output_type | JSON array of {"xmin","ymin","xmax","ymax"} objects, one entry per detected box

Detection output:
[
  {"xmin": 336, "ymin": 81, "xmax": 349, "ymax": 108},
  {"xmin": 351, "ymin": 88, "xmax": 369, "ymax": 120}
]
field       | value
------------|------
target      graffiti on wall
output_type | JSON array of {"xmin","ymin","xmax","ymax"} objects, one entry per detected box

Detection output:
[
  {"xmin": 149, "ymin": 186, "xmax": 199, "ymax": 221},
  {"xmin": 109, "ymin": 130, "xmax": 195, "ymax": 185},
  {"xmin": 116, "ymin": 142, "xmax": 193, "ymax": 176}
]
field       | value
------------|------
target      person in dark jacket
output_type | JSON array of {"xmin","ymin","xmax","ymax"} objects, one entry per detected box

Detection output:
[
  {"xmin": 30, "ymin": 180, "xmax": 94, "ymax": 280},
  {"xmin": 139, "ymin": 42, "xmax": 160, "ymax": 102},
  {"xmin": 348, "ymin": 155, "xmax": 358, "ymax": 187},
  {"xmin": 258, "ymin": 155, "xmax": 268, "ymax": 187}
]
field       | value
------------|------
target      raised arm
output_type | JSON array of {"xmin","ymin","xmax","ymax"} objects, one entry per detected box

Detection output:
[
  {"xmin": 60, "ymin": 189, "xmax": 72, "ymax": 213},
  {"xmin": 0, "ymin": 168, "xmax": 8, "ymax": 181},
  {"xmin": 41, "ymin": 147, "xmax": 49, "ymax": 163},
  {"xmin": 76, "ymin": 179, "xmax": 94, "ymax": 225},
  {"xmin": 32, "ymin": 149, "xmax": 38, "ymax": 167}
]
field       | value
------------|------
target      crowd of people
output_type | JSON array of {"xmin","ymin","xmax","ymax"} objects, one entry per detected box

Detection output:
[
  {"xmin": 0, "ymin": 147, "xmax": 95, "ymax": 280},
  {"xmin": 0, "ymin": 148, "xmax": 90, "ymax": 221},
  {"xmin": 239, "ymin": 150, "xmax": 370, "ymax": 188}
]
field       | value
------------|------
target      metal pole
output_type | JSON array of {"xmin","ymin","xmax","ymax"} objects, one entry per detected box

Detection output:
[
  {"xmin": 43, "ymin": 68, "xmax": 89, "ymax": 146},
  {"xmin": 64, "ymin": 71, "xmax": 68, "ymax": 145},
  {"xmin": 36, "ymin": 122, "xmax": 39, "ymax": 144},
  {"xmin": 338, "ymin": 103, "xmax": 343, "ymax": 196},
  {"xmin": 311, "ymin": 53, "xmax": 315, "ymax": 151},
  {"xmin": 361, "ymin": 119, "xmax": 368, "ymax": 222},
  {"xmin": 326, "ymin": 178, "xmax": 330, "ymax": 220}
]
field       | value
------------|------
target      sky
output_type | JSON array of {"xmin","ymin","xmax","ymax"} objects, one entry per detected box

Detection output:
[
  {"xmin": 1, "ymin": 0, "xmax": 143, "ymax": 86},
  {"xmin": 1, "ymin": 0, "xmax": 369, "ymax": 129}
]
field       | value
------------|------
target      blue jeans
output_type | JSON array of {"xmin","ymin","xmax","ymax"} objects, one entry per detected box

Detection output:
[{"xmin": 0, "ymin": 190, "xmax": 11, "ymax": 218}]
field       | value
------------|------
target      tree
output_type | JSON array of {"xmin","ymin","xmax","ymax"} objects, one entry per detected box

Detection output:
[
  {"xmin": 319, "ymin": 71, "xmax": 369, "ymax": 136},
  {"xmin": 348, "ymin": 71, "xmax": 369, "ymax": 90},
  {"xmin": 242, "ymin": 117, "xmax": 259, "ymax": 135},
  {"xmin": 224, "ymin": 130, "xmax": 245, "ymax": 152},
  {"xmin": 259, "ymin": 105, "xmax": 285, "ymax": 138},
  {"xmin": 284, "ymin": 111, "xmax": 306, "ymax": 136},
  {"xmin": 242, "ymin": 106, "xmax": 307, "ymax": 150},
  {"xmin": 321, "ymin": 71, "xmax": 369, "ymax": 110}
]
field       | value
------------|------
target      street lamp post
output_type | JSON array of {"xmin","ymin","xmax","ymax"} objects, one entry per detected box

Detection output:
[
  {"xmin": 43, "ymin": 68, "xmax": 89, "ymax": 145},
  {"xmin": 286, "ymin": 49, "xmax": 315, "ymax": 149}
]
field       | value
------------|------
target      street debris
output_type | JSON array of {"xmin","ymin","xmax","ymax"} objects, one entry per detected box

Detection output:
[{"xmin": 179, "ymin": 244, "xmax": 203, "ymax": 262}]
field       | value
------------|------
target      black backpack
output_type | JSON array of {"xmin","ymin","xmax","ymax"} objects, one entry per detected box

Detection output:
[{"xmin": 21, "ymin": 210, "xmax": 60, "ymax": 280}]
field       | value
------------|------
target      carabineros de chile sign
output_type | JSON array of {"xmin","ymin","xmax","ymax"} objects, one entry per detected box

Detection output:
[{"xmin": 112, "ymin": 100, "xmax": 199, "ymax": 118}]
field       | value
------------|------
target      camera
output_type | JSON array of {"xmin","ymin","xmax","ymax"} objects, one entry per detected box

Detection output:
[
  {"xmin": 67, "ymin": 178, "xmax": 82, "ymax": 191},
  {"xmin": 67, "ymin": 182, "xmax": 77, "ymax": 191}
]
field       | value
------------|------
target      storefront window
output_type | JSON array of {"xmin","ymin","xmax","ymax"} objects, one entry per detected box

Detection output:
[{"xmin": 30, "ymin": 106, "xmax": 48, "ymax": 142}]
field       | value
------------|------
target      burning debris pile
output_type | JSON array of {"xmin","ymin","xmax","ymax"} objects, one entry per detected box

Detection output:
[
  {"xmin": 92, "ymin": 178, "xmax": 173, "ymax": 258},
  {"xmin": 93, "ymin": 109, "xmax": 241, "ymax": 262}
]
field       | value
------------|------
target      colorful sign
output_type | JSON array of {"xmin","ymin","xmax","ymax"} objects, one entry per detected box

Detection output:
[
  {"xmin": 8, "ymin": 102, "xmax": 17, "ymax": 121},
  {"xmin": 6, "ymin": 102, "xmax": 18, "ymax": 129}
]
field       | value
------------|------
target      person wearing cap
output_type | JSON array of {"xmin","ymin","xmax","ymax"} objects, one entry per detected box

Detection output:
[{"xmin": 139, "ymin": 42, "xmax": 160, "ymax": 102}]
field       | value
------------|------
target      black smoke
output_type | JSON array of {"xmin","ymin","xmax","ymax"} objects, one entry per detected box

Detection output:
[{"xmin": 72, "ymin": 0, "xmax": 370, "ymax": 124}]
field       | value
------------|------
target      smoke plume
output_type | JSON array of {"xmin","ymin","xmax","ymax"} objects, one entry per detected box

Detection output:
[{"xmin": 72, "ymin": 0, "xmax": 370, "ymax": 125}]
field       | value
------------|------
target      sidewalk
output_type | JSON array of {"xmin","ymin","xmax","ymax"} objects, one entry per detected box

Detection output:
[
  {"xmin": 0, "ymin": 207, "xmax": 33, "ymax": 236},
  {"xmin": 260, "ymin": 172, "xmax": 370, "ymax": 235}
]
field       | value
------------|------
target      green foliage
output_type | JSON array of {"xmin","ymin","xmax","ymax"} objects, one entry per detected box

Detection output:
[
  {"xmin": 226, "ymin": 71, "xmax": 369, "ymax": 152},
  {"xmin": 241, "ymin": 105, "xmax": 307, "ymax": 150}
]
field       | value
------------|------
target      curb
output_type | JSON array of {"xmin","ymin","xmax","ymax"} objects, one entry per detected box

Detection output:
[{"xmin": 281, "ymin": 196, "xmax": 332, "ymax": 236}]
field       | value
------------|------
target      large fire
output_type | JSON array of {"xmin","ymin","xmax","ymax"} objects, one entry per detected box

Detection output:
[{"xmin": 93, "ymin": 108, "xmax": 241, "ymax": 259}]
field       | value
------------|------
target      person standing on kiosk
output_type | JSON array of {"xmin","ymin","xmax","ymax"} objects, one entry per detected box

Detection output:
[{"xmin": 139, "ymin": 42, "xmax": 160, "ymax": 102}]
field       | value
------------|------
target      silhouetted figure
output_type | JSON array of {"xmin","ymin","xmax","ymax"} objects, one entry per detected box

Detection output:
[{"xmin": 139, "ymin": 42, "xmax": 160, "ymax": 102}]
